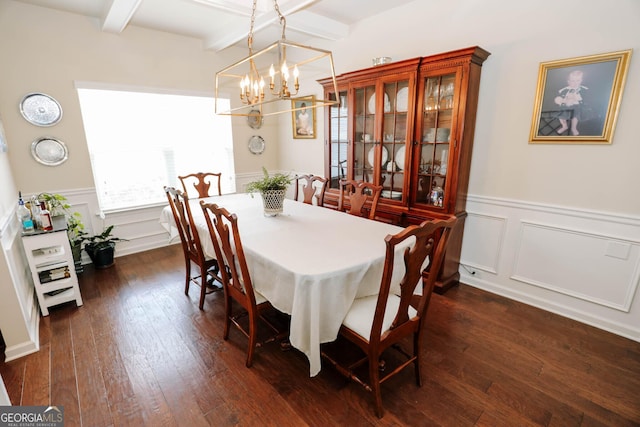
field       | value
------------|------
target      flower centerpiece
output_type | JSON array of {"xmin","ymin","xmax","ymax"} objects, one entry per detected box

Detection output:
[{"xmin": 245, "ymin": 167, "xmax": 292, "ymax": 216}]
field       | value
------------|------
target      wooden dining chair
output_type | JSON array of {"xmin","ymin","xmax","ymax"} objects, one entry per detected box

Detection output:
[
  {"xmin": 338, "ymin": 179, "xmax": 383, "ymax": 219},
  {"xmin": 200, "ymin": 201, "xmax": 287, "ymax": 367},
  {"xmin": 321, "ymin": 216, "xmax": 457, "ymax": 418},
  {"xmin": 178, "ymin": 172, "xmax": 222, "ymax": 198},
  {"xmin": 164, "ymin": 186, "xmax": 221, "ymax": 310},
  {"xmin": 294, "ymin": 174, "xmax": 328, "ymax": 206}
]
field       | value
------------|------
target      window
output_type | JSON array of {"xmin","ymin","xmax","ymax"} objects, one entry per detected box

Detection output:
[{"xmin": 76, "ymin": 85, "xmax": 236, "ymax": 211}]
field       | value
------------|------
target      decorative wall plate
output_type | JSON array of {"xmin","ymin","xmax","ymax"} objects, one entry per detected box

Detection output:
[
  {"xmin": 247, "ymin": 109, "xmax": 263, "ymax": 129},
  {"xmin": 20, "ymin": 93, "xmax": 63, "ymax": 126},
  {"xmin": 31, "ymin": 137, "xmax": 68, "ymax": 166},
  {"xmin": 248, "ymin": 135, "xmax": 265, "ymax": 155}
]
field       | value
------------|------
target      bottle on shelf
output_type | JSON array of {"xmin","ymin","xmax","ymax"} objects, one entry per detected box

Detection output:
[
  {"xmin": 39, "ymin": 201, "xmax": 53, "ymax": 231},
  {"xmin": 30, "ymin": 195, "xmax": 42, "ymax": 229},
  {"xmin": 17, "ymin": 191, "xmax": 34, "ymax": 232}
]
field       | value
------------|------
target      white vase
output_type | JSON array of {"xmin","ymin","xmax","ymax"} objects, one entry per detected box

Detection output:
[{"xmin": 261, "ymin": 189, "xmax": 286, "ymax": 216}]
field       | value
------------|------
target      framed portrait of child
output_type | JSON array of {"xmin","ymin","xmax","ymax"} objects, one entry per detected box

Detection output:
[
  {"xmin": 529, "ymin": 49, "xmax": 631, "ymax": 144},
  {"xmin": 291, "ymin": 96, "xmax": 316, "ymax": 139}
]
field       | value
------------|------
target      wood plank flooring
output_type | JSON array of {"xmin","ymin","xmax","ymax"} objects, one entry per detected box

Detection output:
[{"xmin": 1, "ymin": 244, "xmax": 639, "ymax": 426}]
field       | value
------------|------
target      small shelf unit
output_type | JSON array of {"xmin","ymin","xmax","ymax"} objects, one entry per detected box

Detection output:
[{"xmin": 22, "ymin": 216, "xmax": 83, "ymax": 316}]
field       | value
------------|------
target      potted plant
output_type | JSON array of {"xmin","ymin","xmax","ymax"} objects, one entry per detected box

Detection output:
[
  {"xmin": 245, "ymin": 167, "xmax": 292, "ymax": 216},
  {"xmin": 84, "ymin": 225, "xmax": 127, "ymax": 269},
  {"xmin": 38, "ymin": 192, "xmax": 87, "ymax": 273}
]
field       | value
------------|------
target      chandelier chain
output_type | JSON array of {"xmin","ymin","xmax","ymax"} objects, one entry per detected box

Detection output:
[
  {"xmin": 272, "ymin": 0, "xmax": 287, "ymax": 39},
  {"xmin": 248, "ymin": 0, "xmax": 258, "ymax": 52}
]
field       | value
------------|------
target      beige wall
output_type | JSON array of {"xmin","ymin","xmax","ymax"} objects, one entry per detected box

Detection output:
[
  {"xmin": 1, "ymin": 0, "xmax": 638, "ymax": 209},
  {"xmin": 277, "ymin": 0, "xmax": 640, "ymax": 216},
  {"xmin": 0, "ymin": 0, "xmax": 281, "ymax": 196}
]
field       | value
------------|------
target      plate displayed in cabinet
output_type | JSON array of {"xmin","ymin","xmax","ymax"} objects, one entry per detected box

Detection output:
[
  {"xmin": 436, "ymin": 128, "xmax": 451, "ymax": 142},
  {"xmin": 367, "ymin": 146, "xmax": 388, "ymax": 167},
  {"xmin": 381, "ymin": 190, "xmax": 402, "ymax": 200},
  {"xmin": 396, "ymin": 87, "xmax": 409, "ymax": 112},
  {"xmin": 367, "ymin": 93, "xmax": 391, "ymax": 114},
  {"xmin": 395, "ymin": 146, "xmax": 406, "ymax": 170}
]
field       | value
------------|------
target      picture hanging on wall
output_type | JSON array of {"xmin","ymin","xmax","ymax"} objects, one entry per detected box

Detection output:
[
  {"xmin": 529, "ymin": 49, "xmax": 632, "ymax": 144},
  {"xmin": 291, "ymin": 96, "xmax": 316, "ymax": 139}
]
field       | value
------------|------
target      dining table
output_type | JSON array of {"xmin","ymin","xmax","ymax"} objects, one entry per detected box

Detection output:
[{"xmin": 159, "ymin": 192, "xmax": 413, "ymax": 376}]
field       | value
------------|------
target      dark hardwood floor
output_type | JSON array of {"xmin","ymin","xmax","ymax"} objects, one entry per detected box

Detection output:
[{"xmin": 1, "ymin": 244, "xmax": 639, "ymax": 426}]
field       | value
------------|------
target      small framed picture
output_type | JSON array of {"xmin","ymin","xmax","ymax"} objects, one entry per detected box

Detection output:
[
  {"xmin": 529, "ymin": 49, "xmax": 632, "ymax": 144},
  {"xmin": 291, "ymin": 96, "xmax": 316, "ymax": 139}
]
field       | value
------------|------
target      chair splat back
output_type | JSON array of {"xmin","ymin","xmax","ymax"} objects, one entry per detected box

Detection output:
[
  {"xmin": 377, "ymin": 217, "xmax": 455, "ymax": 340},
  {"xmin": 338, "ymin": 179, "xmax": 383, "ymax": 219},
  {"xmin": 294, "ymin": 174, "xmax": 328, "ymax": 206},
  {"xmin": 200, "ymin": 202, "xmax": 258, "ymax": 307},
  {"xmin": 179, "ymin": 172, "xmax": 222, "ymax": 198}
]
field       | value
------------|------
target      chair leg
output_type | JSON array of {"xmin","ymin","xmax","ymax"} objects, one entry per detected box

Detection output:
[
  {"xmin": 223, "ymin": 295, "xmax": 232, "ymax": 340},
  {"xmin": 369, "ymin": 355, "xmax": 384, "ymax": 418},
  {"xmin": 414, "ymin": 332, "xmax": 422, "ymax": 387},
  {"xmin": 184, "ymin": 257, "xmax": 191, "ymax": 296},
  {"xmin": 245, "ymin": 313, "xmax": 258, "ymax": 368},
  {"xmin": 198, "ymin": 264, "xmax": 207, "ymax": 310}
]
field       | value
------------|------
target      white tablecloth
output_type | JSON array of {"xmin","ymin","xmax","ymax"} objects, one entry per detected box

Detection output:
[{"xmin": 160, "ymin": 193, "xmax": 411, "ymax": 376}]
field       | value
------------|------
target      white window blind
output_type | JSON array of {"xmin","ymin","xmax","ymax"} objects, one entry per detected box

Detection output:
[{"xmin": 76, "ymin": 86, "xmax": 235, "ymax": 211}]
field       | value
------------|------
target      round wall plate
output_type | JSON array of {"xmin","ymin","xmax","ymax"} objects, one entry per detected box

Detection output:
[
  {"xmin": 247, "ymin": 109, "xmax": 263, "ymax": 129},
  {"xmin": 20, "ymin": 93, "xmax": 63, "ymax": 126},
  {"xmin": 31, "ymin": 137, "xmax": 68, "ymax": 166},
  {"xmin": 248, "ymin": 135, "xmax": 265, "ymax": 155}
]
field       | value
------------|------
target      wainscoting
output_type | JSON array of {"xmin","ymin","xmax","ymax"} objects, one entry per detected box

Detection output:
[
  {"xmin": 0, "ymin": 212, "xmax": 40, "ymax": 361},
  {"xmin": 460, "ymin": 195, "xmax": 640, "ymax": 342}
]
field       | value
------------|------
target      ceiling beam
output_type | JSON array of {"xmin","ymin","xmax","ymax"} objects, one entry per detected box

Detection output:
[
  {"xmin": 286, "ymin": 11, "xmax": 349, "ymax": 40},
  {"xmin": 204, "ymin": 0, "xmax": 343, "ymax": 52},
  {"xmin": 102, "ymin": 0, "xmax": 143, "ymax": 33}
]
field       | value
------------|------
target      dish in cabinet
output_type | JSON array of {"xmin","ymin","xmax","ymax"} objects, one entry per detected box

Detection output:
[
  {"xmin": 396, "ymin": 87, "xmax": 409, "ymax": 112},
  {"xmin": 367, "ymin": 93, "xmax": 391, "ymax": 114},
  {"xmin": 395, "ymin": 146, "xmax": 406, "ymax": 170},
  {"xmin": 367, "ymin": 145, "xmax": 388, "ymax": 167}
]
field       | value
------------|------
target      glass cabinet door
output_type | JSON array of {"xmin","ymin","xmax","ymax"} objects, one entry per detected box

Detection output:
[
  {"xmin": 327, "ymin": 90, "xmax": 348, "ymax": 189},
  {"xmin": 380, "ymin": 79, "xmax": 410, "ymax": 202},
  {"xmin": 414, "ymin": 73, "xmax": 457, "ymax": 209},
  {"xmin": 352, "ymin": 84, "xmax": 376, "ymax": 184}
]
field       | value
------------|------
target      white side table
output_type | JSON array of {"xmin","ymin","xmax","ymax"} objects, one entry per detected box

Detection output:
[{"xmin": 21, "ymin": 216, "xmax": 83, "ymax": 316}]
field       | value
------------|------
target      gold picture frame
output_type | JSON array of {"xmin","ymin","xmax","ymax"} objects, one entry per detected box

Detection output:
[
  {"xmin": 529, "ymin": 49, "xmax": 632, "ymax": 144},
  {"xmin": 291, "ymin": 96, "xmax": 316, "ymax": 139}
]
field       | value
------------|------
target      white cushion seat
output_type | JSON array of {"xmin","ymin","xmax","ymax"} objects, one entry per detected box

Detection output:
[{"xmin": 342, "ymin": 294, "xmax": 417, "ymax": 340}]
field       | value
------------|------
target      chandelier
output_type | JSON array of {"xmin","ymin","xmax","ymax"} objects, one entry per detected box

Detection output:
[{"xmin": 215, "ymin": 0, "xmax": 338, "ymax": 117}]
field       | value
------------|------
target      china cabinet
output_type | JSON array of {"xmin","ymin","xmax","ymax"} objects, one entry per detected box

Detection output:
[{"xmin": 320, "ymin": 46, "xmax": 490, "ymax": 291}]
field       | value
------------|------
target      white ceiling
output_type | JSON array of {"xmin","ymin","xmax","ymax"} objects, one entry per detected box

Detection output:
[{"xmin": 15, "ymin": 0, "xmax": 415, "ymax": 51}]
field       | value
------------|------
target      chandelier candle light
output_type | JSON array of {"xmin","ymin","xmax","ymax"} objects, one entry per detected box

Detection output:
[{"xmin": 215, "ymin": 0, "xmax": 338, "ymax": 117}]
